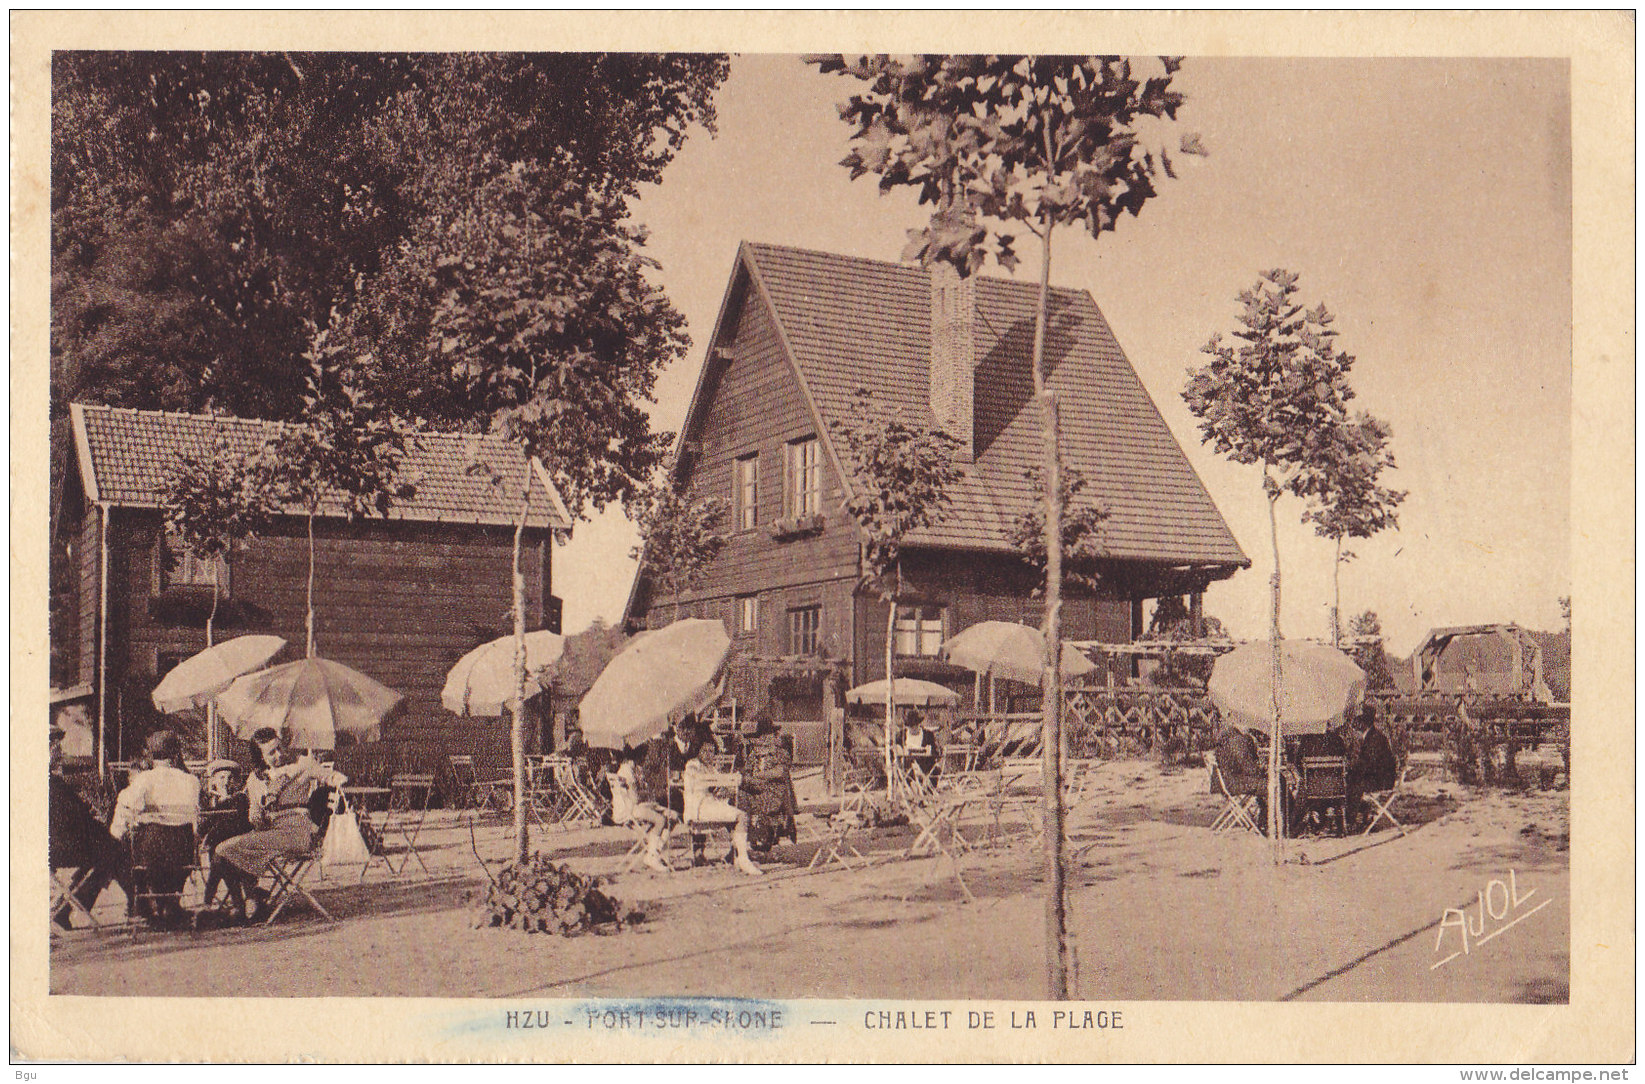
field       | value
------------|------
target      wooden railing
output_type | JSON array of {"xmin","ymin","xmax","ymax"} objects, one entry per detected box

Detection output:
[{"xmin": 841, "ymin": 687, "xmax": 1569, "ymax": 784}]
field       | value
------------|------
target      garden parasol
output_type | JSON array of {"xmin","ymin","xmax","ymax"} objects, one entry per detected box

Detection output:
[
  {"xmin": 215, "ymin": 656, "xmax": 402, "ymax": 750},
  {"xmin": 939, "ymin": 621, "xmax": 1097, "ymax": 686},
  {"xmin": 1207, "ymin": 640, "xmax": 1366, "ymax": 737},
  {"xmin": 442, "ymin": 630, "xmax": 567, "ymax": 716},
  {"xmin": 845, "ymin": 678, "xmax": 961, "ymax": 708},
  {"xmin": 151, "ymin": 635, "xmax": 287, "ymax": 714},
  {"xmin": 579, "ymin": 619, "xmax": 731, "ymax": 750}
]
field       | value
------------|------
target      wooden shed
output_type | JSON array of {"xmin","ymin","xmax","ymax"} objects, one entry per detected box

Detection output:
[{"xmin": 60, "ymin": 403, "xmax": 572, "ymax": 768}]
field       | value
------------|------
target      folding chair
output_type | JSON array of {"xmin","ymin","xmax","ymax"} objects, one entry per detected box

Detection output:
[
  {"xmin": 605, "ymin": 771, "xmax": 675, "ymax": 874},
  {"xmin": 678, "ymin": 766, "xmax": 742, "ymax": 867},
  {"xmin": 1062, "ymin": 759, "xmax": 1100, "ymax": 809},
  {"xmin": 50, "ymin": 866, "xmax": 101, "ymax": 934},
  {"xmin": 798, "ymin": 781, "xmax": 867, "ymax": 870},
  {"xmin": 448, "ymin": 755, "xmax": 510, "ymax": 814},
  {"xmin": 892, "ymin": 756, "xmax": 939, "ymax": 818},
  {"xmin": 1208, "ymin": 752, "xmax": 1261, "ymax": 835},
  {"xmin": 125, "ymin": 816, "xmax": 204, "ymax": 935},
  {"xmin": 519, "ymin": 755, "xmax": 556, "ymax": 828},
  {"xmin": 901, "ymin": 785, "xmax": 977, "ymax": 904},
  {"xmin": 906, "ymin": 787, "xmax": 977, "ymax": 860},
  {"xmin": 374, "ymin": 773, "xmax": 435, "ymax": 877},
  {"xmin": 1361, "ymin": 764, "xmax": 1409, "ymax": 836},
  {"xmin": 992, "ymin": 757, "xmax": 1043, "ymax": 843},
  {"xmin": 542, "ymin": 755, "xmax": 604, "ymax": 830},
  {"xmin": 263, "ymin": 834, "xmax": 336, "ymax": 925}
]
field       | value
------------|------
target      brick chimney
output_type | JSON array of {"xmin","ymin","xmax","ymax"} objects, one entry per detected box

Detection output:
[{"xmin": 928, "ymin": 262, "xmax": 976, "ymax": 460}]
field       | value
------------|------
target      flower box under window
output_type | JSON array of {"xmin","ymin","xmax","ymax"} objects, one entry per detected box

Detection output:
[{"xmin": 767, "ymin": 513, "xmax": 825, "ymax": 540}]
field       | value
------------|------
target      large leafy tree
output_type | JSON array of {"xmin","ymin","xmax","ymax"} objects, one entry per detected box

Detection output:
[
  {"xmin": 52, "ymin": 52, "xmax": 728, "ymax": 863},
  {"xmin": 418, "ymin": 166, "xmax": 702, "ymax": 864},
  {"xmin": 1304, "ymin": 413, "xmax": 1406, "ymax": 645},
  {"xmin": 52, "ymin": 51, "xmax": 728, "ymax": 422},
  {"xmin": 810, "ymin": 52, "xmax": 1200, "ymax": 998},
  {"xmin": 1183, "ymin": 269, "xmax": 1358, "ymax": 849},
  {"xmin": 829, "ymin": 390, "xmax": 965, "ymax": 791}
]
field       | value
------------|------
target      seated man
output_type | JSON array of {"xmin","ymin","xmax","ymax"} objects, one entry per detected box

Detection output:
[
  {"xmin": 682, "ymin": 731, "xmax": 762, "ymax": 876},
  {"xmin": 607, "ymin": 745, "xmax": 674, "ymax": 872},
  {"xmin": 49, "ymin": 724, "xmax": 133, "ymax": 929},
  {"xmin": 1348, "ymin": 705, "xmax": 1400, "ymax": 827},
  {"xmin": 109, "ymin": 729, "xmax": 201, "ymax": 928}
]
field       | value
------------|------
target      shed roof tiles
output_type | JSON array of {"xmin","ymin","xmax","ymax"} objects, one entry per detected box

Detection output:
[{"xmin": 71, "ymin": 403, "xmax": 572, "ymax": 530}]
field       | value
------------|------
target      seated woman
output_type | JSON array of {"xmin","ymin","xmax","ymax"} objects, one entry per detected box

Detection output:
[
  {"xmin": 899, "ymin": 710, "xmax": 941, "ymax": 784},
  {"xmin": 1210, "ymin": 725, "xmax": 1269, "ymax": 828},
  {"xmin": 736, "ymin": 717, "xmax": 798, "ymax": 856},
  {"xmin": 682, "ymin": 730, "xmax": 763, "ymax": 876},
  {"xmin": 108, "ymin": 729, "xmax": 201, "ymax": 928},
  {"xmin": 199, "ymin": 759, "xmax": 252, "ymax": 916},
  {"xmin": 607, "ymin": 745, "xmax": 675, "ymax": 872},
  {"xmin": 214, "ymin": 728, "xmax": 346, "ymax": 921}
]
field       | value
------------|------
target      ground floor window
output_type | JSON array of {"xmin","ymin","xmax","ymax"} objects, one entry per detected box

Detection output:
[
  {"xmin": 788, "ymin": 605, "xmax": 821, "ymax": 655},
  {"xmin": 737, "ymin": 595, "xmax": 759, "ymax": 636},
  {"xmin": 894, "ymin": 604, "xmax": 945, "ymax": 657}
]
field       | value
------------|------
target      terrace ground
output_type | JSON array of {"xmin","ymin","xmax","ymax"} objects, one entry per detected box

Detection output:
[{"xmin": 49, "ymin": 757, "xmax": 1569, "ymax": 1003}]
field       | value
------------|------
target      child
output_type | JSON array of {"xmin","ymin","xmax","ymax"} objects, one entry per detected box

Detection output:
[{"xmin": 199, "ymin": 759, "xmax": 252, "ymax": 918}]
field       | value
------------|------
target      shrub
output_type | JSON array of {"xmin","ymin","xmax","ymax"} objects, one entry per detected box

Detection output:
[{"xmin": 472, "ymin": 853, "xmax": 638, "ymax": 935}]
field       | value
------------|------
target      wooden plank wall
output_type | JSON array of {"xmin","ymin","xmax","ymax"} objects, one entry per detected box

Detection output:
[
  {"xmin": 638, "ymin": 277, "xmax": 862, "ymax": 649},
  {"xmin": 102, "ymin": 509, "xmax": 549, "ymax": 759}
]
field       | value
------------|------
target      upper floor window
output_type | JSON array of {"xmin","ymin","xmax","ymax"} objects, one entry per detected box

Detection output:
[
  {"xmin": 160, "ymin": 535, "xmax": 230, "ymax": 594},
  {"xmin": 736, "ymin": 595, "xmax": 759, "ymax": 637},
  {"xmin": 894, "ymin": 604, "xmax": 945, "ymax": 657},
  {"xmin": 788, "ymin": 605, "xmax": 821, "ymax": 656},
  {"xmin": 785, "ymin": 437, "xmax": 821, "ymax": 518},
  {"xmin": 734, "ymin": 453, "xmax": 760, "ymax": 531}
]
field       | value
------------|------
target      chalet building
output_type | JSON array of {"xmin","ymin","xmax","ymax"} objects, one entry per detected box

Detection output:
[
  {"xmin": 624, "ymin": 242, "xmax": 1249, "ymax": 752},
  {"xmin": 61, "ymin": 403, "xmax": 571, "ymax": 765}
]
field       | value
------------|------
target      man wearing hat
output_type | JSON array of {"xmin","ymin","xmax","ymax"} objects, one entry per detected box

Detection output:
[{"xmin": 49, "ymin": 724, "xmax": 132, "ymax": 929}]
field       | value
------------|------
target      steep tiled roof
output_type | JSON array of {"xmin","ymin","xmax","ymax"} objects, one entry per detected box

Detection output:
[
  {"xmin": 740, "ymin": 242, "xmax": 1247, "ymax": 567},
  {"xmin": 71, "ymin": 403, "xmax": 572, "ymax": 530}
]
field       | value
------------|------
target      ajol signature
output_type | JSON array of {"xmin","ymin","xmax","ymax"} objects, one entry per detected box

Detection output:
[{"xmin": 1431, "ymin": 870, "xmax": 1552, "ymax": 970}]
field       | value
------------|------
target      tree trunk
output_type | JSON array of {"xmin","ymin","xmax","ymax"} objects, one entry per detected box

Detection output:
[
  {"xmin": 510, "ymin": 479, "xmax": 533, "ymax": 864},
  {"xmin": 1265, "ymin": 477, "xmax": 1286, "ymax": 860},
  {"xmin": 884, "ymin": 561, "xmax": 899, "ymax": 801},
  {"xmin": 207, "ymin": 560, "xmax": 220, "ymax": 760},
  {"xmin": 304, "ymin": 511, "xmax": 317, "ymax": 658},
  {"xmin": 1331, "ymin": 536, "xmax": 1343, "ymax": 647},
  {"xmin": 1030, "ymin": 222, "xmax": 1070, "ymax": 1000}
]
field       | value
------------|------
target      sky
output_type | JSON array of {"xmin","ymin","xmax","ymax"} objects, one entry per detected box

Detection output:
[{"xmin": 554, "ymin": 54, "xmax": 1573, "ymax": 657}]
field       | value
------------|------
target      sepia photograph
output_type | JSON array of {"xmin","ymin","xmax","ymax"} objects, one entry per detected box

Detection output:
[{"xmin": 14, "ymin": 10, "xmax": 1633, "ymax": 1066}]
